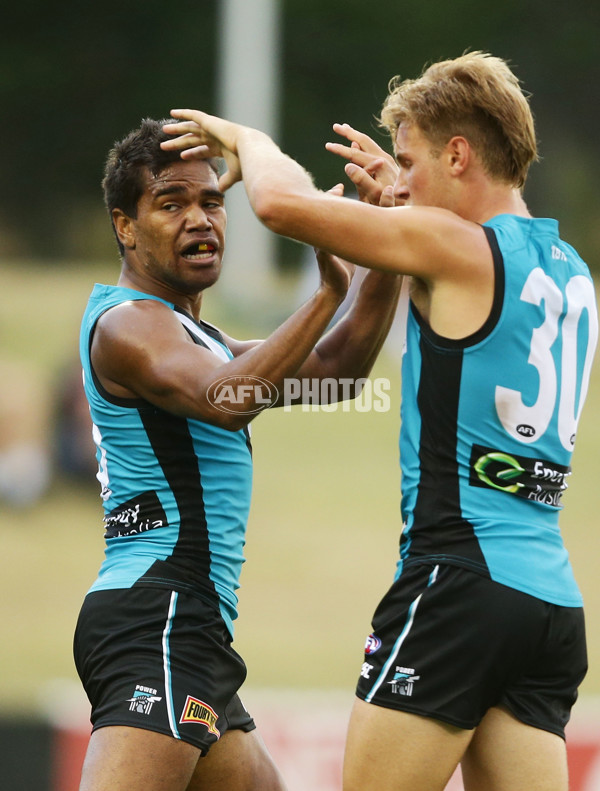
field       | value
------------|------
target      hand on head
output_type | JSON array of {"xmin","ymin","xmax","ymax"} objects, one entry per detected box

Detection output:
[
  {"xmin": 325, "ymin": 123, "xmax": 399, "ymax": 207},
  {"xmin": 161, "ymin": 110, "xmax": 243, "ymax": 191}
]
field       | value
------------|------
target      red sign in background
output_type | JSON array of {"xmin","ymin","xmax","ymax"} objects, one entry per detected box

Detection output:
[{"xmin": 51, "ymin": 692, "xmax": 600, "ymax": 791}]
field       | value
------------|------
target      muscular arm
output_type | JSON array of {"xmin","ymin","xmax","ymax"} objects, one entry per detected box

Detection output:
[
  {"xmin": 224, "ymin": 264, "xmax": 401, "ymax": 404},
  {"xmin": 219, "ymin": 147, "xmax": 403, "ymax": 402},
  {"xmin": 298, "ymin": 265, "xmax": 400, "ymax": 381},
  {"xmin": 91, "ymin": 278, "xmax": 348, "ymax": 431},
  {"xmin": 161, "ymin": 112, "xmax": 491, "ymax": 282},
  {"xmin": 161, "ymin": 112, "xmax": 497, "ymax": 339}
]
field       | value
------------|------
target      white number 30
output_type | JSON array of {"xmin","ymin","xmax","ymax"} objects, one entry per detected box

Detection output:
[{"xmin": 495, "ymin": 269, "xmax": 598, "ymax": 449}]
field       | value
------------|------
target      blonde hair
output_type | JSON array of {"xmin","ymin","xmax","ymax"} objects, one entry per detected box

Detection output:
[{"xmin": 379, "ymin": 52, "xmax": 538, "ymax": 188}]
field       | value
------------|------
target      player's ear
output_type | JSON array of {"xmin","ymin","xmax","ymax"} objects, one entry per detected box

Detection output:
[
  {"xmin": 112, "ymin": 209, "xmax": 136, "ymax": 250},
  {"xmin": 445, "ymin": 136, "xmax": 470, "ymax": 176}
]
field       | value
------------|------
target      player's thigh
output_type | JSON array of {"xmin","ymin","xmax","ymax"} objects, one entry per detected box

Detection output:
[
  {"xmin": 187, "ymin": 727, "xmax": 287, "ymax": 791},
  {"xmin": 461, "ymin": 706, "xmax": 568, "ymax": 791},
  {"xmin": 79, "ymin": 725, "xmax": 201, "ymax": 791},
  {"xmin": 343, "ymin": 697, "xmax": 474, "ymax": 791}
]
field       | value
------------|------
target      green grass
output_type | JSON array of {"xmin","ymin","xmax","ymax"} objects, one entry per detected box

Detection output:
[{"xmin": 1, "ymin": 261, "xmax": 599, "ymax": 716}]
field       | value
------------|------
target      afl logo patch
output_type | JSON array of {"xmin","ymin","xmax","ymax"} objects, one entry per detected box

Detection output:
[
  {"xmin": 365, "ymin": 633, "xmax": 382, "ymax": 655},
  {"xmin": 179, "ymin": 696, "xmax": 221, "ymax": 737},
  {"xmin": 516, "ymin": 424, "xmax": 536, "ymax": 438}
]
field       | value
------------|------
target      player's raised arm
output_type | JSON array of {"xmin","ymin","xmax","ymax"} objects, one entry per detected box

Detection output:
[
  {"xmin": 161, "ymin": 110, "xmax": 490, "ymax": 286},
  {"xmin": 94, "ymin": 254, "xmax": 354, "ymax": 432},
  {"xmin": 279, "ymin": 178, "xmax": 402, "ymax": 402}
]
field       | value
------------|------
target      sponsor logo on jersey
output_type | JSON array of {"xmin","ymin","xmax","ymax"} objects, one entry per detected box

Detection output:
[
  {"xmin": 179, "ymin": 696, "xmax": 221, "ymax": 737},
  {"xmin": 470, "ymin": 443, "xmax": 570, "ymax": 508},
  {"xmin": 104, "ymin": 490, "xmax": 167, "ymax": 538},
  {"xmin": 126, "ymin": 685, "xmax": 162, "ymax": 715}
]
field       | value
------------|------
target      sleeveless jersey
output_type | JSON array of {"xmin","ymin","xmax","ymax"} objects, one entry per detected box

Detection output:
[
  {"xmin": 79, "ymin": 284, "xmax": 253, "ymax": 636},
  {"xmin": 398, "ymin": 216, "xmax": 597, "ymax": 606}
]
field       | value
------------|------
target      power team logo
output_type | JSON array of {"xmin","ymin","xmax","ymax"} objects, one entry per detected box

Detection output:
[
  {"xmin": 126, "ymin": 685, "xmax": 163, "ymax": 715},
  {"xmin": 179, "ymin": 695, "xmax": 221, "ymax": 738},
  {"xmin": 388, "ymin": 666, "xmax": 420, "ymax": 697}
]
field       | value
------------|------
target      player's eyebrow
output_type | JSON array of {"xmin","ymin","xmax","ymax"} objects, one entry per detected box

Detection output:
[
  {"xmin": 200, "ymin": 188, "xmax": 225, "ymax": 200},
  {"xmin": 152, "ymin": 184, "xmax": 186, "ymax": 198},
  {"xmin": 152, "ymin": 185, "xmax": 225, "ymax": 201}
]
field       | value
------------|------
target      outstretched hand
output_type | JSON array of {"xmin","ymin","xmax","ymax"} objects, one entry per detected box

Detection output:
[
  {"xmin": 325, "ymin": 123, "xmax": 399, "ymax": 207},
  {"xmin": 161, "ymin": 110, "xmax": 244, "ymax": 191}
]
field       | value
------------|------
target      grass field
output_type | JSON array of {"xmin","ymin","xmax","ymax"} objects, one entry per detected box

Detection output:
[{"xmin": 2, "ymin": 261, "xmax": 599, "ymax": 718}]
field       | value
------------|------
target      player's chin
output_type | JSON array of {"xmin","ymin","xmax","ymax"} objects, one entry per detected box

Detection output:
[
  {"xmin": 170, "ymin": 261, "xmax": 222, "ymax": 296},
  {"xmin": 189, "ymin": 261, "xmax": 222, "ymax": 291}
]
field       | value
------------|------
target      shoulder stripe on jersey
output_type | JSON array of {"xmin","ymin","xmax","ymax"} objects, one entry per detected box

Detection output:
[
  {"xmin": 480, "ymin": 224, "xmax": 505, "ymax": 341},
  {"xmin": 173, "ymin": 310, "xmax": 231, "ymax": 362},
  {"xmin": 173, "ymin": 309, "xmax": 252, "ymax": 453}
]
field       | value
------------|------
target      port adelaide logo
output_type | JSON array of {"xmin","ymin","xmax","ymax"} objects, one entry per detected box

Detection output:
[
  {"xmin": 388, "ymin": 666, "xmax": 421, "ymax": 697},
  {"xmin": 126, "ymin": 685, "xmax": 163, "ymax": 715}
]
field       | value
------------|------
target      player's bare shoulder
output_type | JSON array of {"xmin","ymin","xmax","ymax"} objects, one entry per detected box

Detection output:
[
  {"xmin": 396, "ymin": 206, "xmax": 492, "ymax": 284},
  {"xmin": 407, "ymin": 212, "xmax": 496, "ymax": 338},
  {"xmin": 91, "ymin": 298, "xmax": 193, "ymax": 398},
  {"xmin": 95, "ymin": 298, "xmax": 193, "ymax": 349}
]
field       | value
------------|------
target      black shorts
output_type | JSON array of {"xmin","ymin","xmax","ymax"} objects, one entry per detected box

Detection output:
[
  {"xmin": 356, "ymin": 563, "xmax": 587, "ymax": 738},
  {"xmin": 73, "ymin": 587, "xmax": 255, "ymax": 754}
]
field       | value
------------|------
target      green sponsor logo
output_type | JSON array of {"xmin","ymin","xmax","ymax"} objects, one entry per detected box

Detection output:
[{"xmin": 474, "ymin": 452, "xmax": 525, "ymax": 494}]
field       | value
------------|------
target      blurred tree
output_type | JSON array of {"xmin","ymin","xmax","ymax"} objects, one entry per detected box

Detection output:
[
  {"xmin": 281, "ymin": 0, "xmax": 600, "ymax": 266},
  {"xmin": 0, "ymin": 0, "xmax": 597, "ymax": 267},
  {"xmin": 0, "ymin": 0, "xmax": 219, "ymax": 259}
]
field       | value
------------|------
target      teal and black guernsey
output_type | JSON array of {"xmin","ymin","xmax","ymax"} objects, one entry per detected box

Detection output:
[
  {"xmin": 80, "ymin": 285, "xmax": 252, "ymax": 637},
  {"xmin": 399, "ymin": 216, "xmax": 598, "ymax": 606}
]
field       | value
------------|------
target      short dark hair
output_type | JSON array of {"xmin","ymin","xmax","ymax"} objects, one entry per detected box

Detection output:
[{"xmin": 102, "ymin": 118, "xmax": 219, "ymax": 255}]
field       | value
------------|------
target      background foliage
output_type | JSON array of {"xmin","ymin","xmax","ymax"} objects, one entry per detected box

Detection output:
[{"xmin": 1, "ymin": 0, "xmax": 599, "ymax": 265}]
